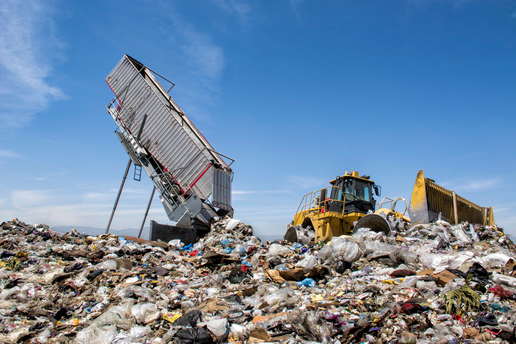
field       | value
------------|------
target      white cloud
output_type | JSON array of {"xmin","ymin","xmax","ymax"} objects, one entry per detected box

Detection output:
[
  {"xmin": 232, "ymin": 190, "xmax": 291, "ymax": 195},
  {"xmin": 0, "ymin": 0, "xmax": 65, "ymax": 128},
  {"xmin": 286, "ymin": 175, "xmax": 326, "ymax": 189},
  {"xmin": 449, "ymin": 178, "xmax": 501, "ymax": 192},
  {"xmin": 0, "ymin": 149, "xmax": 19, "ymax": 158},
  {"xmin": 290, "ymin": 0, "xmax": 306, "ymax": 22},
  {"xmin": 171, "ymin": 19, "xmax": 225, "ymax": 84},
  {"xmin": 406, "ymin": 0, "xmax": 494, "ymax": 9},
  {"xmin": 11, "ymin": 190, "xmax": 60, "ymax": 208},
  {"xmin": 211, "ymin": 0, "xmax": 252, "ymax": 24},
  {"xmin": 2, "ymin": 188, "xmax": 168, "ymax": 230}
]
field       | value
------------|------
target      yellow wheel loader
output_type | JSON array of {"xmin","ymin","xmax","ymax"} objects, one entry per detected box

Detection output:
[
  {"xmin": 285, "ymin": 171, "xmax": 408, "ymax": 243},
  {"xmin": 285, "ymin": 170, "xmax": 495, "ymax": 244}
]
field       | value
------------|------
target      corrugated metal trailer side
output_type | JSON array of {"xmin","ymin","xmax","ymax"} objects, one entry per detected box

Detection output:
[{"xmin": 106, "ymin": 55, "xmax": 230, "ymax": 203}]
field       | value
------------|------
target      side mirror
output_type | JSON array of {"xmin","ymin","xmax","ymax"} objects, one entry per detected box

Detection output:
[{"xmin": 374, "ymin": 185, "xmax": 381, "ymax": 196}]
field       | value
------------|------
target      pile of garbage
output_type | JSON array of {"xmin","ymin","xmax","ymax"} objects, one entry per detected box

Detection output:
[{"xmin": 1, "ymin": 217, "xmax": 516, "ymax": 343}]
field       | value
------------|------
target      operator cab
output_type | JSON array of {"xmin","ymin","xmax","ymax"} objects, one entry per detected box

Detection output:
[{"xmin": 329, "ymin": 171, "xmax": 380, "ymax": 214}]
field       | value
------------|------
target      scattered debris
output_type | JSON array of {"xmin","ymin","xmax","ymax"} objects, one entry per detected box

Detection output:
[{"xmin": 0, "ymin": 217, "xmax": 515, "ymax": 343}]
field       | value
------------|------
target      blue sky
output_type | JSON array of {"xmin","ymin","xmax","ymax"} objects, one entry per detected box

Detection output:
[{"xmin": 0, "ymin": 0, "xmax": 515, "ymax": 239}]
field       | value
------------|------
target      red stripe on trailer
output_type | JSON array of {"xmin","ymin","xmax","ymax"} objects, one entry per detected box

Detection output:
[{"xmin": 185, "ymin": 163, "xmax": 212, "ymax": 195}]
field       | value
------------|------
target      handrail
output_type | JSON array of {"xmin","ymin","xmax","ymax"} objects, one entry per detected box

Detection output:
[{"xmin": 296, "ymin": 186, "xmax": 346, "ymax": 216}]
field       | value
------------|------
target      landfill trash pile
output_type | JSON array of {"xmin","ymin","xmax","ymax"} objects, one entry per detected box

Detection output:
[{"xmin": 1, "ymin": 218, "xmax": 516, "ymax": 343}]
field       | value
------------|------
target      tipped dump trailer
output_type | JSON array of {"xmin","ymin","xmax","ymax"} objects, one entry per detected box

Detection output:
[
  {"xmin": 408, "ymin": 170, "xmax": 495, "ymax": 226},
  {"xmin": 106, "ymin": 55, "xmax": 233, "ymax": 242}
]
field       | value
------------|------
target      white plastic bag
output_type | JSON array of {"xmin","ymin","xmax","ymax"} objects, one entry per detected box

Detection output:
[
  {"xmin": 295, "ymin": 255, "xmax": 317, "ymax": 269},
  {"xmin": 206, "ymin": 318, "xmax": 228, "ymax": 337},
  {"xmin": 225, "ymin": 219, "xmax": 240, "ymax": 230},
  {"xmin": 266, "ymin": 243, "xmax": 291, "ymax": 257},
  {"xmin": 131, "ymin": 303, "xmax": 160, "ymax": 324}
]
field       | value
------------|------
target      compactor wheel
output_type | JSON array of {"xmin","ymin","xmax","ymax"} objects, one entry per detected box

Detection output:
[{"xmin": 353, "ymin": 213, "xmax": 392, "ymax": 236}]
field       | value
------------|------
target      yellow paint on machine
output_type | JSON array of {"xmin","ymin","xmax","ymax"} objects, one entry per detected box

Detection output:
[{"xmin": 408, "ymin": 170, "xmax": 495, "ymax": 226}]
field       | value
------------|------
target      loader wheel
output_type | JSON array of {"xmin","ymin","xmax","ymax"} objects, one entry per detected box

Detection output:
[
  {"xmin": 353, "ymin": 214, "xmax": 391, "ymax": 236},
  {"xmin": 284, "ymin": 226, "xmax": 298, "ymax": 242}
]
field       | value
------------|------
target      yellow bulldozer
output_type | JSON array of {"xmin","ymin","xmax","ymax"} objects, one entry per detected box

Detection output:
[{"xmin": 285, "ymin": 170, "xmax": 495, "ymax": 243}]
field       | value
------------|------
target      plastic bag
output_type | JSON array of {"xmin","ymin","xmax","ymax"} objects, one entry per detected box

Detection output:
[
  {"xmin": 317, "ymin": 245, "xmax": 333, "ymax": 262},
  {"xmin": 95, "ymin": 259, "xmax": 117, "ymax": 271},
  {"xmin": 175, "ymin": 327, "xmax": 214, "ymax": 344},
  {"xmin": 450, "ymin": 224, "xmax": 472, "ymax": 246},
  {"xmin": 295, "ymin": 255, "xmax": 317, "ymax": 269},
  {"xmin": 266, "ymin": 244, "xmax": 291, "ymax": 257},
  {"xmin": 206, "ymin": 318, "xmax": 228, "ymax": 337},
  {"xmin": 230, "ymin": 323, "xmax": 248, "ymax": 339},
  {"xmin": 297, "ymin": 278, "xmax": 316, "ymax": 288},
  {"xmin": 482, "ymin": 253, "xmax": 514, "ymax": 269},
  {"xmin": 263, "ymin": 288, "xmax": 292, "ymax": 306},
  {"xmin": 225, "ymin": 219, "xmax": 240, "ymax": 230},
  {"xmin": 168, "ymin": 239, "xmax": 183, "ymax": 248},
  {"xmin": 76, "ymin": 325, "xmax": 118, "ymax": 344},
  {"xmin": 492, "ymin": 273, "xmax": 516, "ymax": 288},
  {"xmin": 131, "ymin": 303, "xmax": 160, "ymax": 324},
  {"xmin": 330, "ymin": 237, "xmax": 363, "ymax": 263}
]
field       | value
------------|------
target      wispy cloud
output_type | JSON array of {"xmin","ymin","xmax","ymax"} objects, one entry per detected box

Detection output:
[
  {"xmin": 0, "ymin": 149, "xmax": 19, "ymax": 158},
  {"xmin": 0, "ymin": 0, "xmax": 65, "ymax": 128},
  {"xmin": 406, "ymin": 0, "xmax": 494, "ymax": 9},
  {"xmin": 290, "ymin": 0, "xmax": 307, "ymax": 22},
  {"xmin": 11, "ymin": 190, "xmax": 60, "ymax": 208},
  {"xmin": 169, "ymin": 16, "xmax": 225, "ymax": 90},
  {"xmin": 3, "ymin": 188, "xmax": 169, "ymax": 229},
  {"xmin": 286, "ymin": 175, "xmax": 326, "ymax": 189},
  {"xmin": 233, "ymin": 190, "xmax": 292, "ymax": 195},
  {"xmin": 443, "ymin": 178, "xmax": 501, "ymax": 192},
  {"xmin": 210, "ymin": 0, "xmax": 253, "ymax": 24},
  {"xmin": 153, "ymin": 8, "xmax": 227, "ymax": 123}
]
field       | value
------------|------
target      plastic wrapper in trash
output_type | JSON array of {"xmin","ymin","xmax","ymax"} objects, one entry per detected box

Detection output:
[
  {"xmin": 76, "ymin": 325, "xmax": 118, "ymax": 344},
  {"xmin": 449, "ymin": 224, "xmax": 473, "ymax": 246},
  {"xmin": 113, "ymin": 326, "xmax": 152, "ymax": 342},
  {"xmin": 175, "ymin": 327, "xmax": 214, "ymax": 344},
  {"xmin": 353, "ymin": 227, "xmax": 387, "ymax": 242},
  {"xmin": 317, "ymin": 244, "xmax": 333, "ymax": 262},
  {"xmin": 205, "ymin": 317, "xmax": 228, "ymax": 337},
  {"xmin": 492, "ymin": 273, "xmax": 516, "ymax": 288},
  {"xmin": 230, "ymin": 323, "xmax": 249, "ymax": 339},
  {"xmin": 95, "ymin": 259, "xmax": 117, "ymax": 270},
  {"xmin": 225, "ymin": 218, "xmax": 240, "ymax": 230},
  {"xmin": 482, "ymin": 252, "xmax": 514, "ymax": 269},
  {"xmin": 327, "ymin": 237, "xmax": 364, "ymax": 263},
  {"xmin": 419, "ymin": 251, "xmax": 477, "ymax": 273},
  {"xmin": 266, "ymin": 243, "xmax": 291, "ymax": 256},
  {"xmin": 131, "ymin": 302, "xmax": 160, "ymax": 324},
  {"xmin": 295, "ymin": 254, "xmax": 317, "ymax": 269},
  {"xmin": 263, "ymin": 287, "xmax": 293, "ymax": 306},
  {"xmin": 232, "ymin": 244, "xmax": 248, "ymax": 257},
  {"xmin": 351, "ymin": 266, "xmax": 372, "ymax": 278},
  {"xmin": 297, "ymin": 277, "xmax": 316, "ymax": 288},
  {"xmin": 364, "ymin": 241, "xmax": 397, "ymax": 256},
  {"xmin": 168, "ymin": 239, "xmax": 183, "ymax": 248}
]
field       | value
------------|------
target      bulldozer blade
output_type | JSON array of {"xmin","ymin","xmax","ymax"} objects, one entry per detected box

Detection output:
[
  {"xmin": 408, "ymin": 170, "xmax": 430, "ymax": 224},
  {"xmin": 408, "ymin": 170, "xmax": 495, "ymax": 226},
  {"xmin": 353, "ymin": 214, "xmax": 392, "ymax": 235}
]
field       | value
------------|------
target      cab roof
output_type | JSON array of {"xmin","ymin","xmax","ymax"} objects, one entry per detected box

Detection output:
[{"xmin": 330, "ymin": 171, "xmax": 375, "ymax": 185}]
